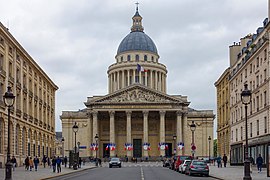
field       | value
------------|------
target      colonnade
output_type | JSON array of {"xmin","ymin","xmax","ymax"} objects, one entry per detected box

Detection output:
[
  {"xmin": 90, "ymin": 110, "xmax": 186, "ymax": 157},
  {"xmin": 108, "ymin": 69, "xmax": 166, "ymax": 93}
]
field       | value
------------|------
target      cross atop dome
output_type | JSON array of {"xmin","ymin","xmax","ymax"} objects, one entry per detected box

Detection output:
[{"xmin": 131, "ymin": 2, "xmax": 144, "ymax": 32}]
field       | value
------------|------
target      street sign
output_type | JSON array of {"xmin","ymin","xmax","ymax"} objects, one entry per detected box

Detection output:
[{"xmin": 191, "ymin": 145, "xmax": 196, "ymax": 151}]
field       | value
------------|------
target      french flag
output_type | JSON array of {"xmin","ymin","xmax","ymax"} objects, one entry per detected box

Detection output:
[{"xmin": 137, "ymin": 64, "xmax": 148, "ymax": 72}]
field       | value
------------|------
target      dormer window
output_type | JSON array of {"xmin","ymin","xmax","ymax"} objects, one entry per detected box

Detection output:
[
  {"xmin": 127, "ymin": 55, "xmax": 131, "ymax": 61},
  {"xmin": 151, "ymin": 56, "xmax": 154, "ymax": 62}
]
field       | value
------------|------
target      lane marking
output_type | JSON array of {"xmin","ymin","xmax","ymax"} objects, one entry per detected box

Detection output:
[{"xmin": 141, "ymin": 167, "xmax": 144, "ymax": 180}]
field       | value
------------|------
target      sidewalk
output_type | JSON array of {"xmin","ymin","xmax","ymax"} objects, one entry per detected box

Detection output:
[
  {"xmin": 0, "ymin": 163, "xmax": 96, "ymax": 180},
  {"xmin": 209, "ymin": 164, "xmax": 269, "ymax": 180}
]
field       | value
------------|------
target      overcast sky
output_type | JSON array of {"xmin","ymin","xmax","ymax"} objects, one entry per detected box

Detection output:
[{"xmin": 0, "ymin": 0, "xmax": 267, "ymax": 138}]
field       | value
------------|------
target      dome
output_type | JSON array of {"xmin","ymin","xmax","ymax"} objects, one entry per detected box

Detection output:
[{"xmin": 117, "ymin": 31, "xmax": 158, "ymax": 55}]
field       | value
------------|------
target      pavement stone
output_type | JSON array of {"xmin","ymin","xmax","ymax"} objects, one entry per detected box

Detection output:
[
  {"xmin": 209, "ymin": 164, "xmax": 269, "ymax": 180},
  {"xmin": 0, "ymin": 163, "xmax": 96, "ymax": 180}
]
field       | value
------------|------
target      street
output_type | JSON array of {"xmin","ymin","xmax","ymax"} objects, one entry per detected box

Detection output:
[{"xmin": 49, "ymin": 162, "xmax": 216, "ymax": 180}]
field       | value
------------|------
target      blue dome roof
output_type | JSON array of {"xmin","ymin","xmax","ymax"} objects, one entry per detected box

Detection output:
[{"xmin": 117, "ymin": 31, "xmax": 158, "ymax": 55}]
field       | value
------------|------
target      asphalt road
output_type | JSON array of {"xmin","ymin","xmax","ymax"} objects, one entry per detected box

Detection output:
[{"xmin": 49, "ymin": 163, "xmax": 216, "ymax": 180}]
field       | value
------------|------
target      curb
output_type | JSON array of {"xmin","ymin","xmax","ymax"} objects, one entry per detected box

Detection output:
[
  {"xmin": 209, "ymin": 175, "xmax": 224, "ymax": 180},
  {"xmin": 40, "ymin": 166, "xmax": 96, "ymax": 180}
]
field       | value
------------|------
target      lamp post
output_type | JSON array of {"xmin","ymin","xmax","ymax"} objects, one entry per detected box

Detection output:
[
  {"xmin": 208, "ymin": 136, "xmax": 211, "ymax": 163},
  {"xmin": 61, "ymin": 137, "xmax": 65, "ymax": 158},
  {"xmin": 173, "ymin": 135, "xmax": 177, "ymax": 156},
  {"xmin": 190, "ymin": 121, "xmax": 196, "ymax": 159},
  {"xmin": 77, "ymin": 142, "xmax": 80, "ymax": 168},
  {"xmin": 241, "ymin": 84, "xmax": 252, "ymax": 180},
  {"xmin": 72, "ymin": 122, "xmax": 79, "ymax": 170},
  {"xmin": 94, "ymin": 134, "xmax": 99, "ymax": 167},
  {"xmin": 3, "ymin": 86, "xmax": 15, "ymax": 180}
]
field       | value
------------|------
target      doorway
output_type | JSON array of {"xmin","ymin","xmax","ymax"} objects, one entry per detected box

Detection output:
[
  {"xmin": 165, "ymin": 143, "xmax": 172, "ymax": 157},
  {"xmin": 103, "ymin": 143, "xmax": 110, "ymax": 158},
  {"xmin": 133, "ymin": 139, "xmax": 142, "ymax": 158}
]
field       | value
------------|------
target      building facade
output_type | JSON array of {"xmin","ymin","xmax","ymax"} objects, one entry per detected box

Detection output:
[
  {"xmin": 214, "ymin": 68, "xmax": 230, "ymax": 159},
  {"xmin": 0, "ymin": 22, "xmax": 58, "ymax": 166},
  {"xmin": 216, "ymin": 12, "xmax": 270, "ymax": 165},
  {"xmin": 61, "ymin": 7, "xmax": 214, "ymax": 160}
]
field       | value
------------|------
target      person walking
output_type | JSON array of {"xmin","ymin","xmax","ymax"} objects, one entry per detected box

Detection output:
[
  {"xmin": 29, "ymin": 157, "xmax": 34, "ymax": 171},
  {"xmin": 33, "ymin": 156, "xmax": 39, "ymax": 171},
  {"xmin": 42, "ymin": 155, "xmax": 47, "ymax": 168},
  {"xmin": 256, "ymin": 154, "xmax": 263, "ymax": 173},
  {"xmin": 24, "ymin": 156, "xmax": 29, "ymax": 170},
  {"xmin": 222, "ymin": 154, "xmax": 228, "ymax": 167},
  {"xmin": 52, "ymin": 156, "xmax": 56, "ymax": 173},
  {"xmin": 78, "ymin": 157, "xmax": 82, "ymax": 168},
  {"xmin": 11, "ymin": 156, "xmax": 17, "ymax": 171},
  {"xmin": 64, "ymin": 156, "xmax": 68, "ymax": 167},
  {"xmin": 217, "ymin": 156, "xmax": 222, "ymax": 168},
  {"xmin": 56, "ymin": 156, "xmax": 62, "ymax": 173},
  {"xmin": 47, "ymin": 157, "xmax": 51, "ymax": 168}
]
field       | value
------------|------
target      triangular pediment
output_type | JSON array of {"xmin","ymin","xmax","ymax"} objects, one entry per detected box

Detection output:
[{"xmin": 86, "ymin": 84, "xmax": 189, "ymax": 105}]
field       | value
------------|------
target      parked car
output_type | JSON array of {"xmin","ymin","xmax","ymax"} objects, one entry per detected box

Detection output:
[
  {"xmin": 185, "ymin": 160, "xmax": 209, "ymax": 176},
  {"xmin": 179, "ymin": 159, "xmax": 191, "ymax": 174},
  {"xmin": 163, "ymin": 158, "xmax": 171, "ymax": 168},
  {"xmin": 109, "ymin": 157, "xmax": 121, "ymax": 168},
  {"xmin": 174, "ymin": 155, "xmax": 192, "ymax": 172}
]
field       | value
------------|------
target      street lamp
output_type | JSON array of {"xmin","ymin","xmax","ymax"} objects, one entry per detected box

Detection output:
[
  {"xmin": 173, "ymin": 135, "xmax": 177, "ymax": 156},
  {"xmin": 77, "ymin": 142, "xmax": 80, "ymax": 168},
  {"xmin": 94, "ymin": 134, "xmax": 99, "ymax": 167},
  {"xmin": 61, "ymin": 137, "xmax": 65, "ymax": 158},
  {"xmin": 241, "ymin": 84, "xmax": 252, "ymax": 180},
  {"xmin": 72, "ymin": 122, "xmax": 79, "ymax": 170},
  {"xmin": 190, "ymin": 121, "xmax": 196, "ymax": 159},
  {"xmin": 208, "ymin": 136, "xmax": 211, "ymax": 163},
  {"xmin": 3, "ymin": 86, "xmax": 15, "ymax": 180}
]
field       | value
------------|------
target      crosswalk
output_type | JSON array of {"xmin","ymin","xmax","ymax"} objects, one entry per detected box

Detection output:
[{"xmin": 102, "ymin": 162, "xmax": 163, "ymax": 168}]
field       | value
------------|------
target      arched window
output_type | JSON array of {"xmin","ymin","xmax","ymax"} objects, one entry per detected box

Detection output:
[
  {"xmin": 15, "ymin": 126, "xmax": 20, "ymax": 155},
  {"xmin": 136, "ymin": 55, "xmax": 139, "ymax": 61},
  {"xmin": 151, "ymin": 56, "xmax": 154, "ymax": 62},
  {"xmin": 127, "ymin": 55, "xmax": 131, "ymax": 61},
  {"xmin": 144, "ymin": 55, "xmax": 147, "ymax": 61},
  {"xmin": 121, "ymin": 56, "xmax": 123, "ymax": 62}
]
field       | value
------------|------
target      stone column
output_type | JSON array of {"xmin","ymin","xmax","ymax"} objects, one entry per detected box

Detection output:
[
  {"xmin": 92, "ymin": 111, "xmax": 98, "ymax": 157},
  {"xmin": 127, "ymin": 70, "xmax": 130, "ymax": 86},
  {"xmin": 182, "ymin": 112, "xmax": 188, "ymax": 155},
  {"xmin": 122, "ymin": 70, "xmax": 125, "ymax": 89},
  {"xmin": 139, "ymin": 70, "xmax": 142, "ymax": 84},
  {"xmin": 176, "ymin": 111, "xmax": 182, "ymax": 155},
  {"xmin": 150, "ymin": 70, "xmax": 153, "ymax": 88},
  {"xmin": 109, "ymin": 111, "xmax": 115, "ymax": 157},
  {"xmin": 126, "ymin": 111, "xmax": 132, "ymax": 158},
  {"xmin": 155, "ymin": 71, "xmax": 158, "ymax": 91},
  {"xmin": 164, "ymin": 74, "xmax": 167, "ymax": 93},
  {"xmin": 159, "ymin": 110, "xmax": 165, "ymax": 156},
  {"xmin": 113, "ymin": 73, "xmax": 116, "ymax": 92},
  {"xmin": 145, "ymin": 71, "xmax": 148, "ymax": 86},
  {"xmin": 117, "ymin": 71, "xmax": 120, "ymax": 90},
  {"xmin": 143, "ymin": 111, "xmax": 149, "ymax": 157},
  {"xmin": 133, "ymin": 69, "xmax": 136, "ymax": 84}
]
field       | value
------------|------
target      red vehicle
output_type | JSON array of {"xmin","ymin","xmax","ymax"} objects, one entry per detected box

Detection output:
[{"xmin": 174, "ymin": 155, "xmax": 192, "ymax": 172}]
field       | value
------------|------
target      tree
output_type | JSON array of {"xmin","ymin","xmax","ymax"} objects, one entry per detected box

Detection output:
[{"xmin": 213, "ymin": 139, "xmax": 217, "ymax": 157}]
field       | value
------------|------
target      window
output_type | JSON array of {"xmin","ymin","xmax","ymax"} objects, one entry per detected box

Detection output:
[
  {"xmin": 0, "ymin": 36, "xmax": 4, "ymax": 46},
  {"xmin": 264, "ymin": 117, "xmax": 267, "ymax": 133},
  {"xmin": 231, "ymin": 130, "xmax": 233, "ymax": 141},
  {"xmin": 264, "ymin": 49, "xmax": 267, "ymax": 60},
  {"xmin": 0, "ymin": 119, "xmax": 3, "ymax": 153},
  {"xmin": 135, "ymin": 55, "xmax": 139, "ymax": 61},
  {"xmin": 245, "ymin": 69, "xmax": 247, "ymax": 78},
  {"xmin": 0, "ymin": 54, "xmax": 3, "ymax": 69},
  {"xmin": 257, "ymin": 120, "xmax": 259, "ymax": 136},
  {"xmin": 241, "ymin": 127, "xmax": 243, "ymax": 140},
  {"xmin": 256, "ymin": 96, "xmax": 259, "ymax": 111},
  {"xmin": 144, "ymin": 55, "xmax": 147, "ymax": 61},
  {"xmin": 256, "ymin": 75, "xmax": 259, "ymax": 87},
  {"xmin": 250, "ymin": 122, "xmax": 252, "ymax": 137},
  {"xmin": 151, "ymin": 56, "xmax": 154, "ymax": 62},
  {"xmin": 236, "ymin": 129, "xmax": 238, "ymax": 141},
  {"xmin": 127, "ymin": 55, "xmax": 131, "ymax": 61},
  {"xmin": 256, "ymin": 57, "xmax": 259, "ymax": 67},
  {"xmin": 250, "ymin": 64, "xmax": 252, "ymax": 73}
]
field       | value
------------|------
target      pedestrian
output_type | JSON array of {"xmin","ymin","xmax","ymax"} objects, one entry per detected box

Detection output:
[
  {"xmin": 11, "ymin": 156, "xmax": 17, "ymax": 171},
  {"xmin": 125, "ymin": 155, "xmax": 128, "ymax": 162},
  {"xmin": 33, "ymin": 156, "xmax": 39, "ymax": 171},
  {"xmin": 98, "ymin": 158, "xmax": 102, "ymax": 167},
  {"xmin": 56, "ymin": 156, "xmax": 62, "ymax": 173},
  {"xmin": 42, "ymin": 155, "xmax": 47, "ymax": 168},
  {"xmin": 24, "ymin": 156, "xmax": 29, "ymax": 170},
  {"xmin": 64, "ymin": 156, "xmax": 67, "ymax": 167},
  {"xmin": 78, "ymin": 157, "xmax": 82, "ymax": 168},
  {"xmin": 29, "ymin": 157, "xmax": 34, "ymax": 171},
  {"xmin": 47, "ymin": 157, "xmax": 51, "ymax": 168},
  {"xmin": 222, "ymin": 154, "xmax": 228, "ymax": 167},
  {"xmin": 52, "ymin": 156, "xmax": 56, "ymax": 173},
  {"xmin": 217, "ymin": 156, "xmax": 222, "ymax": 168},
  {"xmin": 256, "ymin": 154, "xmax": 263, "ymax": 173}
]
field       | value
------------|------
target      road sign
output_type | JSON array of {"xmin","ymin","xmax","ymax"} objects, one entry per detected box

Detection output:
[{"xmin": 191, "ymin": 145, "xmax": 196, "ymax": 151}]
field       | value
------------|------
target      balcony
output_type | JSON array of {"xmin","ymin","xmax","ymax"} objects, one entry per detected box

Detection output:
[
  {"xmin": 23, "ymin": 113, "xmax": 28, "ymax": 120},
  {"xmin": 16, "ymin": 81, "xmax": 21, "ymax": 89},
  {"xmin": 23, "ymin": 86, "xmax": 28, "ymax": 94},
  {"xmin": 8, "ymin": 76, "xmax": 14, "ymax": 83},
  {"xmin": 39, "ymin": 121, "xmax": 43, "ymax": 127},
  {"xmin": 34, "ymin": 118, "xmax": 38, "ymax": 125},
  {"xmin": 39, "ymin": 99, "xmax": 43, "ymax": 105},
  {"xmin": 47, "ymin": 125, "xmax": 50, "ymax": 131},
  {"xmin": 43, "ymin": 123, "xmax": 47, "ymax": 129},
  {"xmin": 34, "ymin": 95, "xmax": 38, "ymax": 102},
  {"xmin": 29, "ymin": 91, "xmax": 33, "ymax": 98},
  {"xmin": 29, "ymin": 115, "xmax": 33, "ymax": 123},
  {"xmin": 0, "ymin": 69, "xmax": 6, "ymax": 77},
  {"xmin": 16, "ymin": 109, "xmax": 22, "ymax": 117}
]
